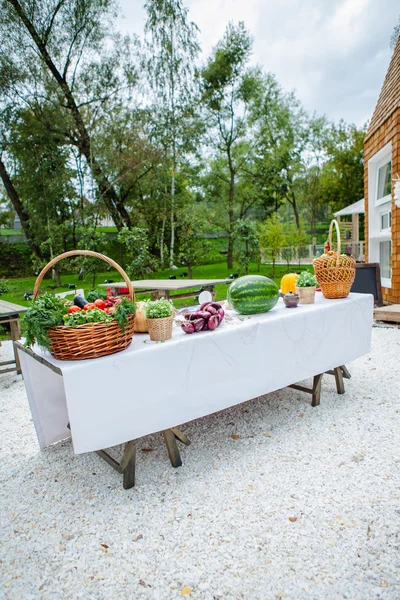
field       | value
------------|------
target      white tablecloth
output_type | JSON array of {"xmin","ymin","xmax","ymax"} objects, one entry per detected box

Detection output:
[{"xmin": 18, "ymin": 293, "xmax": 373, "ymax": 454}]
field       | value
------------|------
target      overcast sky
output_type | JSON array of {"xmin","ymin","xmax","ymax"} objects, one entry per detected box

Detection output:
[{"xmin": 117, "ymin": 0, "xmax": 399, "ymax": 127}]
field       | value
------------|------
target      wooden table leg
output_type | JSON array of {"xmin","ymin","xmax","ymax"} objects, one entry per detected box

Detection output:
[
  {"xmin": 288, "ymin": 373, "xmax": 323, "ymax": 407},
  {"xmin": 324, "ymin": 365, "xmax": 351, "ymax": 393},
  {"xmin": 10, "ymin": 318, "xmax": 22, "ymax": 374},
  {"xmin": 121, "ymin": 441, "xmax": 136, "ymax": 489},
  {"xmin": 170, "ymin": 427, "xmax": 191, "ymax": 446},
  {"xmin": 333, "ymin": 367, "xmax": 345, "ymax": 395},
  {"xmin": 340, "ymin": 365, "xmax": 351, "ymax": 380},
  {"xmin": 311, "ymin": 373, "xmax": 323, "ymax": 407},
  {"xmin": 163, "ymin": 429, "xmax": 182, "ymax": 468}
]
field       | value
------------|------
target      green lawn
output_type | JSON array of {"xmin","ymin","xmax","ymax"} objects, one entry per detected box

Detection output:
[
  {"xmin": 0, "ymin": 261, "xmax": 313, "ymax": 340},
  {"xmin": 0, "ymin": 229, "xmax": 24, "ymax": 236}
]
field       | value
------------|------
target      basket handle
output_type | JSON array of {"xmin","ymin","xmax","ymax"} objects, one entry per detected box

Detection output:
[
  {"xmin": 327, "ymin": 219, "xmax": 341, "ymax": 267},
  {"xmin": 33, "ymin": 250, "xmax": 135, "ymax": 302}
]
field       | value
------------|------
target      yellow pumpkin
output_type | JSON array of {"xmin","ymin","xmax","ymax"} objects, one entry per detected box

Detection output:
[{"xmin": 280, "ymin": 273, "xmax": 299, "ymax": 294}]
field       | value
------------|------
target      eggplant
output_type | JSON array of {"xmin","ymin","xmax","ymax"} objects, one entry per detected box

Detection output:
[{"xmin": 73, "ymin": 295, "xmax": 88, "ymax": 308}]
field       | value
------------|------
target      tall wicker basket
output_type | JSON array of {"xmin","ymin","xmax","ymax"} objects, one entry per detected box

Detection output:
[
  {"xmin": 313, "ymin": 219, "xmax": 356, "ymax": 299},
  {"xmin": 33, "ymin": 250, "xmax": 135, "ymax": 360}
]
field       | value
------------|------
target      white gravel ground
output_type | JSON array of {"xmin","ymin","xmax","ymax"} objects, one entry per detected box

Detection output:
[{"xmin": 0, "ymin": 328, "xmax": 399, "ymax": 600}]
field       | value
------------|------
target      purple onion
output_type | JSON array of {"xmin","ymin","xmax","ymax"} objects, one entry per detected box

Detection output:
[
  {"xmin": 207, "ymin": 314, "xmax": 220, "ymax": 330},
  {"xmin": 199, "ymin": 301, "xmax": 212, "ymax": 311}
]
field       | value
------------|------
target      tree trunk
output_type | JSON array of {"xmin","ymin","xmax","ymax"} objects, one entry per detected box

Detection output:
[
  {"xmin": 160, "ymin": 215, "xmax": 166, "ymax": 270},
  {"xmin": 8, "ymin": 0, "xmax": 131, "ymax": 230},
  {"xmin": 0, "ymin": 157, "xmax": 42, "ymax": 260},
  {"xmin": 227, "ymin": 160, "xmax": 235, "ymax": 270},
  {"xmin": 288, "ymin": 188, "xmax": 300, "ymax": 229},
  {"xmin": 169, "ymin": 160, "xmax": 175, "ymax": 269},
  {"xmin": 188, "ymin": 263, "xmax": 193, "ymax": 279}
]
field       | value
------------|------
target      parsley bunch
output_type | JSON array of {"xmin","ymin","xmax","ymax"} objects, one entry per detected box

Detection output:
[
  {"xmin": 113, "ymin": 298, "xmax": 135, "ymax": 332},
  {"xmin": 24, "ymin": 293, "xmax": 68, "ymax": 350}
]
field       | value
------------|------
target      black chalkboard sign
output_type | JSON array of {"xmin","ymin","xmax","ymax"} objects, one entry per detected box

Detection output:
[{"xmin": 350, "ymin": 263, "xmax": 383, "ymax": 306}]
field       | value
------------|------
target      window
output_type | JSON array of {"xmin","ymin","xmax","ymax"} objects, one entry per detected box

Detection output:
[
  {"xmin": 377, "ymin": 160, "xmax": 392, "ymax": 201},
  {"xmin": 379, "ymin": 240, "xmax": 392, "ymax": 281},
  {"xmin": 380, "ymin": 210, "xmax": 392, "ymax": 232}
]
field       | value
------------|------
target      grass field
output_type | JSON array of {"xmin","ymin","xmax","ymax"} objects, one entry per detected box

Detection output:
[{"xmin": 0, "ymin": 261, "xmax": 313, "ymax": 340}]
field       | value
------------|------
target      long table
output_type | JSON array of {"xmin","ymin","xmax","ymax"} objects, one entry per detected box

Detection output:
[{"xmin": 16, "ymin": 293, "xmax": 373, "ymax": 488}]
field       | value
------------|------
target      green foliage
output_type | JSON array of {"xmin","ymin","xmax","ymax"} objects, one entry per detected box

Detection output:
[
  {"xmin": 24, "ymin": 293, "xmax": 68, "ymax": 350},
  {"xmin": 234, "ymin": 219, "xmax": 260, "ymax": 275},
  {"xmin": 144, "ymin": 298, "xmax": 173, "ymax": 319},
  {"xmin": 296, "ymin": 272, "xmax": 317, "ymax": 287},
  {"xmin": 177, "ymin": 212, "xmax": 210, "ymax": 277},
  {"xmin": 259, "ymin": 214, "xmax": 285, "ymax": 276},
  {"xmin": 0, "ymin": 278, "xmax": 9, "ymax": 295},
  {"xmin": 0, "ymin": 0, "xmax": 368, "ymax": 275},
  {"xmin": 113, "ymin": 298, "xmax": 135, "ymax": 333},
  {"xmin": 76, "ymin": 226, "xmax": 108, "ymax": 288},
  {"xmin": 319, "ymin": 121, "xmax": 365, "ymax": 213},
  {"xmin": 0, "ymin": 241, "xmax": 36, "ymax": 277},
  {"xmin": 86, "ymin": 288, "xmax": 108, "ymax": 302},
  {"xmin": 117, "ymin": 227, "xmax": 158, "ymax": 279}
]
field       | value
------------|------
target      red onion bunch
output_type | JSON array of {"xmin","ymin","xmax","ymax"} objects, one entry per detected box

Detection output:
[{"xmin": 181, "ymin": 302, "xmax": 225, "ymax": 334}]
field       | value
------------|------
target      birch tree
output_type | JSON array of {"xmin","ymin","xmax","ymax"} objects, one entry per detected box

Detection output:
[{"xmin": 144, "ymin": 0, "xmax": 200, "ymax": 268}]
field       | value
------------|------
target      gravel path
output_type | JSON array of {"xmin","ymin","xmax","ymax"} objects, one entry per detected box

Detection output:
[{"xmin": 1, "ymin": 328, "xmax": 399, "ymax": 600}]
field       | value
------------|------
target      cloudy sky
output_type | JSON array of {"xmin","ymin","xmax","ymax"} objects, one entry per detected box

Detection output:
[{"xmin": 117, "ymin": 0, "xmax": 399, "ymax": 127}]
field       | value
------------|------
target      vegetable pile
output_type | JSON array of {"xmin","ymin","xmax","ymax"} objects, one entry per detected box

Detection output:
[
  {"xmin": 25, "ymin": 290, "xmax": 135, "ymax": 351},
  {"xmin": 181, "ymin": 301, "xmax": 224, "ymax": 334}
]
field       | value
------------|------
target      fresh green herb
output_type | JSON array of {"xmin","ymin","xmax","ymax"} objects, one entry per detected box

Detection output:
[
  {"xmin": 113, "ymin": 298, "xmax": 135, "ymax": 332},
  {"xmin": 24, "ymin": 293, "xmax": 68, "ymax": 350},
  {"xmin": 296, "ymin": 272, "xmax": 317, "ymax": 288},
  {"xmin": 63, "ymin": 307, "xmax": 113, "ymax": 327},
  {"xmin": 144, "ymin": 298, "xmax": 173, "ymax": 319},
  {"xmin": 86, "ymin": 288, "xmax": 108, "ymax": 302}
]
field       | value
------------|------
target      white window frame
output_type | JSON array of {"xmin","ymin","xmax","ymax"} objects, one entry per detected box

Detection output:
[
  {"xmin": 379, "ymin": 240, "xmax": 392, "ymax": 286},
  {"xmin": 368, "ymin": 141, "xmax": 392, "ymax": 288},
  {"xmin": 375, "ymin": 159, "xmax": 392, "ymax": 206},
  {"xmin": 380, "ymin": 208, "xmax": 392, "ymax": 233}
]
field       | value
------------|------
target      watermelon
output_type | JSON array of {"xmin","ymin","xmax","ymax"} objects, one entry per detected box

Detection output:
[{"xmin": 227, "ymin": 275, "xmax": 279, "ymax": 315}]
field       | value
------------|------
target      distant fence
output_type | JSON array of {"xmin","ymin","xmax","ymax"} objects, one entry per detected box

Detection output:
[{"xmin": 261, "ymin": 241, "xmax": 365, "ymax": 265}]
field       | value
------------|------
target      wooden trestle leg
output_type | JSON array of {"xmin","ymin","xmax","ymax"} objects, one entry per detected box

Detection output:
[
  {"xmin": 94, "ymin": 427, "xmax": 191, "ymax": 489},
  {"xmin": 288, "ymin": 373, "xmax": 324, "ymax": 407},
  {"xmin": 325, "ymin": 364, "xmax": 351, "ymax": 394},
  {"xmin": 311, "ymin": 373, "xmax": 323, "ymax": 407}
]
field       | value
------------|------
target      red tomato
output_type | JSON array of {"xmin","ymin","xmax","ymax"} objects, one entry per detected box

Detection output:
[
  {"xmin": 104, "ymin": 307, "xmax": 114, "ymax": 314},
  {"xmin": 68, "ymin": 306, "xmax": 81, "ymax": 314},
  {"xmin": 94, "ymin": 299, "xmax": 106, "ymax": 310},
  {"xmin": 83, "ymin": 303, "xmax": 96, "ymax": 311}
]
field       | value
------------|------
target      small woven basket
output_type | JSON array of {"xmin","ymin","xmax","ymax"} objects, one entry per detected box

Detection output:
[
  {"xmin": 146, "ymin": 315, "xmax": 173, "ymax": 341},
  {"xmin": 313, "ymin": 219, "xmax": 356, "ymax": 299},
  {"xmin": 33, "ymin": 250, "xmax": 135, "ymax": 360}
]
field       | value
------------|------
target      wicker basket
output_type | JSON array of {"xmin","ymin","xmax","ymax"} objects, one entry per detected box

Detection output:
[
  {"xmin": 146, "ymin": 315, "xmax": 173, "ymax": 341},
  {"xmin": 33, "ymin": 250, "xmax": 135, "ymax": 360},
  {"xmin": 313, "ymin": 220, "xmax": 356, "ymax": 299}
]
